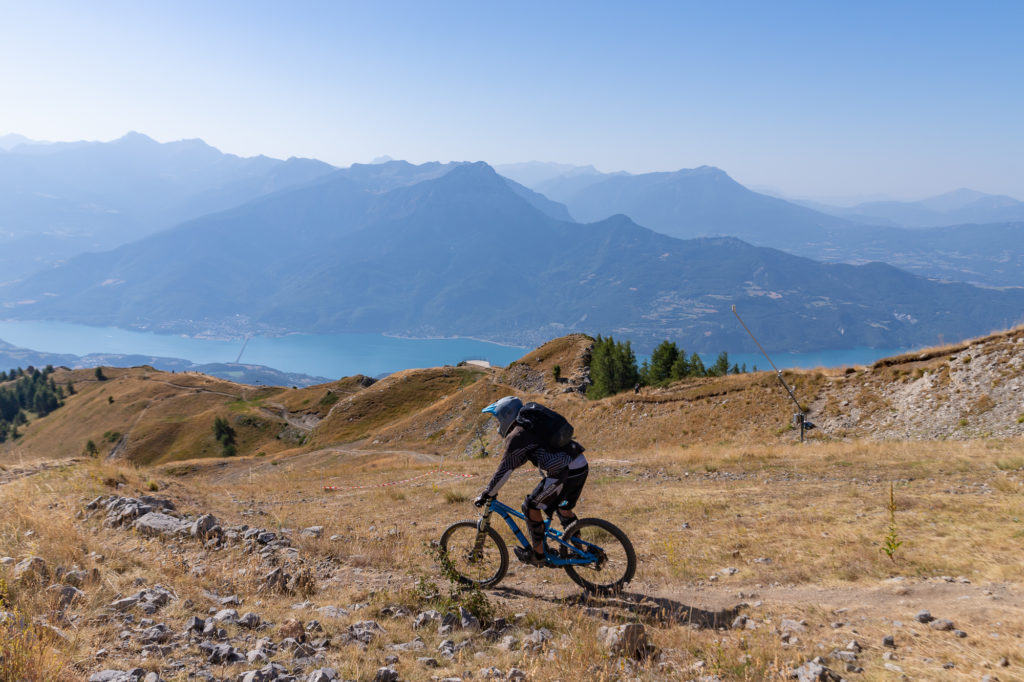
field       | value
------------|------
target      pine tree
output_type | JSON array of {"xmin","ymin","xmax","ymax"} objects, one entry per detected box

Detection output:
[
  {"xmin": 688, "ymin": 353, "xmax": 706, "ymax": 377},
  {"xmin": 648, "ymin": 340, "xmax": 679, "ymax": 385},
  {"xmin": 587, "ymin": 335, "xmax": 640, "ymax": 399},
  {"xmin": 709, "ymin": 351, "xmax": 730, "ymax": 377},
  {"xmin": 669, "ymin": 351, "xmax": 690, "ymax": 380}
]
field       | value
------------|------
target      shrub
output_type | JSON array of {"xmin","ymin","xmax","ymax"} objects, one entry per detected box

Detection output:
[
  {"xmin": 213, "ymin": 417, "xmax": 238, "ymax": 456},
  {"xmin": 443, "ymin": 490, "xmax": 468, "ymax": 504},
  {"xmin": 423, "ymin": 544, "xmax": 495, "ymax": 624}
]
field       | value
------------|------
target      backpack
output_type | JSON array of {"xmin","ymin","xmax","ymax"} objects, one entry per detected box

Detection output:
[{"xmin": 516, "ymin": 402, "xmax": 574, "ymax": 451}]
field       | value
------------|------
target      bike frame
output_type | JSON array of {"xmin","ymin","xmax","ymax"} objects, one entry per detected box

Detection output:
[{"xmin": 475, "ymin": 498, "xmax": 600, "ymax": 567}]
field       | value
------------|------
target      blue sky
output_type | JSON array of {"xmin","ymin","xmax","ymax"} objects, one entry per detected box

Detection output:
[{"xmin": 1, "ymin": 1, "xmax": 1021, "ymax": 200}]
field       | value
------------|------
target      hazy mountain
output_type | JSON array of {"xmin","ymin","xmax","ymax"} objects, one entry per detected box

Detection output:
[
  {"xmin": 804, "ymin": 188, "xmax": 1024, "ymax": 227},
  {"xmin": 0, "ymin": 133, "xmax": 50, "ymax": 150},
  {"xmin": 0, "ymin": 339, "xmax": 328, "ymax": 387},
  {"xmin": 331, "ymin": 159, "xmax": 572, "ymax": 221},
  {"xmin": 494, "ymin": 161, "xmax": 605, "ymax": 189},
  {"xmin": 0, "ymin": 132, "xmax": 336, "ymax": 280},
  {"xmin": 537, "ymin": 165, "xmax": 855, "ymax": 244},
  {"xmin": 529, "ymin": 166, "xmax": 1024, "ymax": 286},
  {"xmin": 3, "ymin": 162, "xmax": 1022, "ymax": 353}
]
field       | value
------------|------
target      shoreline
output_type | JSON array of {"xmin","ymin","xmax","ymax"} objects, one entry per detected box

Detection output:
[{"xmin": 379, "ymin": 331, "xmax": 530, "ymax": 350}]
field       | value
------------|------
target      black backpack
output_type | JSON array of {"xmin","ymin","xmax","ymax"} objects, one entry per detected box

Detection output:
[{"xmin": 516, "ymin": 402, "xmax": 574, "ymax": 451}]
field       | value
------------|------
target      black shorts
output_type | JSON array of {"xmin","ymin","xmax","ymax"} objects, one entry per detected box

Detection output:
[{"xmin": 525, "ymin": 466, "xmax": 589, "ymax": 515}]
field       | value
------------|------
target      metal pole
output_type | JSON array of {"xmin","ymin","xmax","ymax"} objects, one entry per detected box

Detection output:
[{"xmin": 732, "ymin": 305, "xmax": 810, "ymax": 442}]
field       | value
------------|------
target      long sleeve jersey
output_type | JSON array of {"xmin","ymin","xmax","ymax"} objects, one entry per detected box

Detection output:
[{"xmin": 481, "ymin": 424, "xmax": 587, "ymax": 497}]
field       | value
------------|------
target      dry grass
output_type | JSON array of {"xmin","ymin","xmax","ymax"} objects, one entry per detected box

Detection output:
[
  {"xmin": 4, "ymin": 434, "xmax": 1020, "ymax": 680},
  {"xmin": 2, "ymin": 328, "xmax": 1024, "ymax": 679},
  {"xmin": 2, "ymin": 367, "xmax": 327, "ymax": 465},
  {"xmin": 872, "ymin": 323, "xmax": 1024, "ymax": 368},
  {"xmin": 309, "ymin": 366, "xmax": 487, "ymax": 446}
]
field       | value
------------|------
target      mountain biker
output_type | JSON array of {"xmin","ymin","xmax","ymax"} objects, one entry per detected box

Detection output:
[{"xmin": 474, "ymin": 396, "xmax": 589, "ymax": 566}]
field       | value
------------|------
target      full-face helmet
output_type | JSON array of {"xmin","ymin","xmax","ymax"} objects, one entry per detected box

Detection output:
[{"xmin": 481, "ymin": 396, "xmax": 522, "ymax": 437}]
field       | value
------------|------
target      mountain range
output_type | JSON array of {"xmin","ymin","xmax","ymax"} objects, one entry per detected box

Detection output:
[
  {"xmin": 513, "ymin": 164, "xmax": 1024, "ymax": 287},
  {"xmin": 3, "ymin": 159, "xmax": 1022, "ymax": 353},
  {"xmin": 799, "ymin": 188, "xmax": 1024, "ymax": 228},
  {"xmin": 0, "ymin": 338, "xmax": 327, "ymax": 387},
  {"xmin": 532, "ymin": 165, "xmax": 855, "ymax": 245},
  {"xmin": 0, "ymin": 132, "xmax": 335, "ymax": 280}
]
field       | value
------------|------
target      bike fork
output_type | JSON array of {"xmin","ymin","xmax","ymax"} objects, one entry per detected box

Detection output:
[{"xmin": 471, "ymin": 507, "xmax": 493, "ymax": 562}]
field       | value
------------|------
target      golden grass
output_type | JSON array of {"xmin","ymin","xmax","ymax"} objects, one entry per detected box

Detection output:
[
  {"xmin": 872, "ymin": 324, "xmax": 1024, "ymax": 368},
  {"xmin": 1, "ymin": 434, "xmax": 1023, "ymax": 680},
  {"xmin": 309, "ymin": 367, "xmax": 487, "ymax": 446},
  {"xmin": 1, "ymin": 327, "xmax": 1023, "ymax": 679}
]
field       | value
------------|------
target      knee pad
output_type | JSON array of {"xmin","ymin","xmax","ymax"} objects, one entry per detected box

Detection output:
[{"xmin": 525, "ymin": 516, "xmax": 546, "ymax": 547}]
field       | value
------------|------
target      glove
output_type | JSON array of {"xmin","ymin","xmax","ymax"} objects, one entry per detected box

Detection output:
[{"xmin": 473, "ymin": 492, "xmax": 492, "ymax": 508}]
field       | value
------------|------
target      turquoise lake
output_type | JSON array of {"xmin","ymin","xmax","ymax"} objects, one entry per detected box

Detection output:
[{"xmin": 0, "ymin": 320, "xmax": 910, "ymax": 380}]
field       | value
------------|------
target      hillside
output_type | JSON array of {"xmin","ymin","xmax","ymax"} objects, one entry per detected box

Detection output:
[
  {"xmin": 5, "ymin": 327, "xmax": 1023, "ymax": 471},
  {"xmin": 5, "ymin": 162, "xmax": 1024, "ymax": 353},
  {"xmin": 1, "ymin": 331, "xmax": 1022, "ymax": 681}
]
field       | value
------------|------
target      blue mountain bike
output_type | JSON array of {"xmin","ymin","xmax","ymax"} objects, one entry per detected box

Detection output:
[{"xmin": 439, "ymin": 498, "xmax": 636, "ymax": 595}]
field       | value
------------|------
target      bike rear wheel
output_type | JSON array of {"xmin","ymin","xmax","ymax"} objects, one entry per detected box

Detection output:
[
  {"xmin": 439, "ymin": 520, "xmax": 509, "ymax": 588},
  {"xmin": 560, "ymin": 518, "xmax": 636, "ymax": 595}
]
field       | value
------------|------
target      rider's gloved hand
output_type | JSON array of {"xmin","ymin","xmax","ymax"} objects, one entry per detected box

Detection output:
[{"xmin": 473, "ymin": 492, "xmax": 492, "ymax": 508}]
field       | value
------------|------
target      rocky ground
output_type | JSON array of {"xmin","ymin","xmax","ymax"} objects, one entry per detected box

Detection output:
[
  {"xmin": 3, "ymin": 440, "xmax": 1022, "ymax": 682},
  {"xmin": 815, "ymin": 330, "xmax": 1024, "ymax": 440}
]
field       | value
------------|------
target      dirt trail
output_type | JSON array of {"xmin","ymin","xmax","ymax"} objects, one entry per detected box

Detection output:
[
  {"xmin": 262, "ymin": 402, "xmax": 320, "ymax": 432},
  {"xmin": 0, "ymin": 458, "xmax": 80, "ymax": 486},
  {"xmin": 189, "ymin": 445, "xmax": 444, "ymax": 485}
]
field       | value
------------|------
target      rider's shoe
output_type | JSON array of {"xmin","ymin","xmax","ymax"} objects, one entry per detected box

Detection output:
[{"xmin": 513, "ymin": 546, "xmax": 550, "ymax": 567}]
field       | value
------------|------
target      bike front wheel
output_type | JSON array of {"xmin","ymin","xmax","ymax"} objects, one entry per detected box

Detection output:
[
  {"xmin": 560, "ymin": 518, "xmax": 636, "ymax": 595},
  {"xmin": 439, "ymin": 520, "xmax": 509, "ymax": 588}
]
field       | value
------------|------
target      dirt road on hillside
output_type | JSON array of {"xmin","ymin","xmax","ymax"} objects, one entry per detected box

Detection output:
[
  {"xmin": 186, "ymin": 445, "xmax": 444, "ymax": 486},
  {"xmin": 0, "ymin": 458, "xmax": 80, "ymax": 486}
]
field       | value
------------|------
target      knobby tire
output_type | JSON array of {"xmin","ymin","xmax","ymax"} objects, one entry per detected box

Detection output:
[
  {"xmin": 439, "ymin": 520, "xmax": 509, "ymax": 588},
  {"xmin": 560, "ymin": 517, "xmax": 636, "ymax": 595}
]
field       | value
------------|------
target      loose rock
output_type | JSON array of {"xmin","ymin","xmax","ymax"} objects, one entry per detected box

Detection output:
[
  {"xmin": 791, "ymin": 661, "xmax": 841, "ymax": 682},
  {"xmin": 597, "ymin": 623, "xmax": 653, "ymax": 660}
]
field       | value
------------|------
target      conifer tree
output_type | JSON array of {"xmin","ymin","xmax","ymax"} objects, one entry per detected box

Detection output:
[
  {"xmin": 587, "ymin": 335, "xmax": 640, "ymax": 399},
  {"xmin": 648, "ymin": 340, "xmax": 679, "ymax": 385},
  {"xmin": 669, "ymin": 350, "xmax": 690, "ymax": 380},
  {"xmin": 709, "ymin": 351, "xmax": 730, "ymax": 377},
  {"xmin": 688, "ymin": 352, "xmax": 706, "ymax": 377}
]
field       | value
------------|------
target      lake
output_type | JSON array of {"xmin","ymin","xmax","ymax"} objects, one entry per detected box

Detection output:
[
  {"xmin": 0, "ymin": 320, "xmax": 528, "ymax": 379},
  {"xmin": 0, "ymin": 319, "xmax": 910, "ymax": 380}
]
